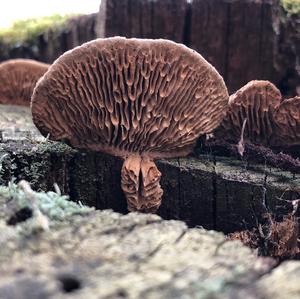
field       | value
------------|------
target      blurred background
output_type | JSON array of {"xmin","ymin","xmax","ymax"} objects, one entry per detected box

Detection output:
[
  {"xmin": 0, "ymin": 0, "xmax": 299, "ymax": 96},
  {"xmin": 0, "ymin": 0, "xmax": 100, "ymax": 28}
]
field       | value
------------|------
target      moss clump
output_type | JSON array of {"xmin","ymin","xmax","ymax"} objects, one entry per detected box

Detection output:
[
  {"xmin": 281, "ymin": 0, "xmax": 300, "ymax": 15},
  {"xmin": 0, "ymin": 14, "xmax": 79, "ymax": 45}
]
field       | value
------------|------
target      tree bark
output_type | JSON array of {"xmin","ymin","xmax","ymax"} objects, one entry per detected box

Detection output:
[{"xmin": 97, "ymin": 0, "xmax": 300, "ymax": 96}]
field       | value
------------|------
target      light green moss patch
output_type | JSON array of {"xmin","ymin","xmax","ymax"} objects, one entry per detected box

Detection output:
[
  {"xmin": 0, "ymin": 14, "xmax": 80, "ymax": 45},
  {"xmin": 281, "ymin": 0, "xmax": 300, "ymax": 15}
]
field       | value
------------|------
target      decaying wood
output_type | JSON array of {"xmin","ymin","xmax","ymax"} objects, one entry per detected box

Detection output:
[
  {"xmin": 228, "ymin": 214, "xmax": 300, "ymax": 260},
  {"xmin": 97, "ymin": 0, "xmax": 300, "ymax": 96},
  {"xmin": 97, "ymin": 0, "xmax": 188, "ymax": 42},
  {"xmin": 0, "ymin": 183, "xmax": 299, "ymax": 299},
  {"xmin": 0, "ymin": 104, "xmax": 299, "ymax": 234},
  {"xmin": 202, "ymin": 139, "xmax": 300, "ymax": 173}
]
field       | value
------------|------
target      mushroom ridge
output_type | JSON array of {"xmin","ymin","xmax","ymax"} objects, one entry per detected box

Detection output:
[
  {"xmin": 0, "ymin": 59, "xmax": 49, "ymax": 106},
  {"xmin": 31, "ymin": 37, "xmax": 229, "ymax": 212}
]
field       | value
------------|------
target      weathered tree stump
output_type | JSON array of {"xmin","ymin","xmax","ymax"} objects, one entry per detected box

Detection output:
[
  {"xmin": 0, "ymin": 183, "xmax": 299, "ymax": 299},
  {"xmin": 0, "ymin": 105, "xmax": 299, "ymax": 233},
  {"xmin": 97, "ymin": 0, "xmax": 300, "ymax": 96},
  {"xmin": 97, "ymin": 0, "xmax": 188, "ymax": 42}
]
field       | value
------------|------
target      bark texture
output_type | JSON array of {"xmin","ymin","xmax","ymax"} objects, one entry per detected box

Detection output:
[
  {"xmin": 1, "ymin": 2, "xmax": 298, "ymax": 95},
  {"xmin": 97, "ymin": 0, "xmax": 300, "ymax": 96}
]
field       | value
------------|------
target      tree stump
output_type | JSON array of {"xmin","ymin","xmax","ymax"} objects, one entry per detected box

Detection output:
[
  {"xmin": 0, "ymin": 104, "xmax": 299, "ymax": 233},
  {"xmin": 0, "ymin": 183, "xmax": 299, "ymax": 299},
  {"xmin": 97, "ymin": 0, "xmax": 300, "ymax": 96}
]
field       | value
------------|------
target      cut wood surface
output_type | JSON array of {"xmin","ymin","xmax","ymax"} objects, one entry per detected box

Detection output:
[
  {"xmin": 0, "ymin": 183, "xmax": 299, "ymax": 299},
  {"xmin": 0, "ymin": 105, "xmax": 299, "ymax": 233}
]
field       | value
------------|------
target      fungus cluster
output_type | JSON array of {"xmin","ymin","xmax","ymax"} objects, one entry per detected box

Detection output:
[
  {"xmin": 31, "ymin": 37, "xmax": 229, "ymax": 212},
  {"xmin": 215, "ymin": 80, "xmax": 300, "ymax": 148},
  {"xmin": 0, "ymin": 59, "xmax": 49, "ymax": 106}
]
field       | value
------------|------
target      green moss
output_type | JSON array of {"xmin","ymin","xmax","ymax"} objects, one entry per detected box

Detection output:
[
  {"xmin": 281, "ymin": 0, "xmax": 300, "ymax": 15},
  {"xmin": 0, "ymin": 140, "xmax": 77, "ymax": 191},
  {"xmin": 0, "ymin": 14, "xmax": 80, "ymax": 45}
]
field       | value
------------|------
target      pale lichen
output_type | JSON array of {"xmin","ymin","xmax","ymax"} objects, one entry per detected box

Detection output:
[{"xmin": 0, "ymin": 180, "xmax": 93, "ymax": 231}]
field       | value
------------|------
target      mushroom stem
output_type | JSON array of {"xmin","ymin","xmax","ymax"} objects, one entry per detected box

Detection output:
[{"xmin": 121, "ymin": 154, "xmax": 163, "ymax": 213}]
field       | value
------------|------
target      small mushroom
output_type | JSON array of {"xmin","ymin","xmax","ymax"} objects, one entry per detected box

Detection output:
[
  {"xmin": 31, "ymin": 37, "xmax": 228, "ymax": 212},
  {"xmin": 215, "ymin": 80, "xmax": 300, "ymax": 148},
  {"xmin": 0, "ymin": 59, "xmax": 49, "ymax": 106},
  {"xmin": 273, "ymin": 96, "xmax": 300, "ymax": 146}
]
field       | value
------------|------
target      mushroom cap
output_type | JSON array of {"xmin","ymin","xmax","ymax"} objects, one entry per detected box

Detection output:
[
  {"xmin": 215, "ymin": 80, "xmax": 300, "ymax": 148},
  {"xmin": 31, "ymin": 37, "xmax": 229, "ymax": 158},
  {"xmin": 0, "ymin": 59, "xmax": 49, "ymax": 106},
  {"xmin": 273, "ymin": 96, "xmax": 300, "ymax": 146},
  {"xmin": 215, "ymin": 80, "xmax": 282, "ymax": 145}
]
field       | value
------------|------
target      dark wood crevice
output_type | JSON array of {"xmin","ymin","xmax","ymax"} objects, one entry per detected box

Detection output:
[{"xmin": 0, "ymin": 139, "xmax": 299, "ymax": 236}]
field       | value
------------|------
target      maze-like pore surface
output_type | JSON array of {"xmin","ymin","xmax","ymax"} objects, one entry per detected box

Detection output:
[
  {"xmin": 32, "ymin": 37, "xmax": 228, "ymax": 158},
  {"xmin": 216, "ymin": 81, "xmax": 282, "ymax": 145},
  {"xmin": 0, "ymin": 59, "xmax": 49, "ymax": 106},
  {"xmin": 215, "ymin": 80, "xmax": 300, "ymax": 148},
  {"xmin": 273, "ymin": 96, "xmax": 300, "ymax": 146}
]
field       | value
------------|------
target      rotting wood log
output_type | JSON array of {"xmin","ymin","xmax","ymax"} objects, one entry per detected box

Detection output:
[
  {"xmin": 0, "ymin": 104, "xmax": 299, "ymax": 233},
  {"xmin": 190, "ymin": 0, "xmax": 282, "ymax": 92},
  {"xmin": 0, "ymin": 1, "xmax": 298, "ymax": 95}
]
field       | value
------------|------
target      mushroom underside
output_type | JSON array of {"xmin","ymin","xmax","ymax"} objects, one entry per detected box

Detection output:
[
  {"xmin": 215, "ymin": 81, "xmax": 300, "ymax": 148},
  {"xmin": 0, "ymin": 59, "xmax": 49, "ymax": 106},
  {"xmin": 31, "ymin": 37, "xmax": 229, "ymax": 213}
]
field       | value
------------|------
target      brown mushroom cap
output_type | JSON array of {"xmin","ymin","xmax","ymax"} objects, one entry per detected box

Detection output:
[
  {"xmin": 215, "ymin": 80, "xmax": 282, "ymax": 145},
  {"xmin": 0, "ymin": 59, "xmax": 49, "ymax": 106},
  {"xmin": 31, "ymin": 37, "xmax": 229, "ymax": 212},
  {"xmin": 273, "ymin": 96, "xmax": 300, "ymax": 146},
  {"xmin": 215, "ymin": 80, "xmax": 300, "ymax": 148}
]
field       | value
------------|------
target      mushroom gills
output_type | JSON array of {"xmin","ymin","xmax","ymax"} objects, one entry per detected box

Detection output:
[
  {"xmin": 121, "ymin": 154, "xmax": 163, "ymax": 213},
  {"xmin": 31, "ymin": 37, "xmax": 229, "ymax": 213}
]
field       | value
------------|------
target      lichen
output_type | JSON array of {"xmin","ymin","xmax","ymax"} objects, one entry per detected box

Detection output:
[{"xmin": 0, "ymin": 181, "xmax": 93, "ymax": 223}]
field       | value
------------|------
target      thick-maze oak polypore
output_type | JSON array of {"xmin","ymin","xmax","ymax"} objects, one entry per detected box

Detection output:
[
  {"xmin": 31, "ymin": 37, "xmax": 229, "ymax": 212},
  {"xmin": 215, "ymin": 80, "xmax": 300, "ymax": 148},
  {"xmin": 0, "ymin": 59, "xmax": 49, "ymax": 106}
]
